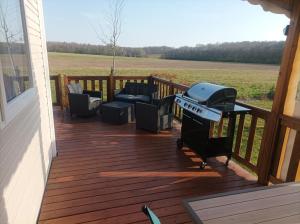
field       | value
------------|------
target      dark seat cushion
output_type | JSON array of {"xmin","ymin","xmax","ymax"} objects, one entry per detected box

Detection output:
[
  {"xmin": 124, "ymin": 83, "xmax": 137, "ymax": 95},
  {"xmin": 123, "ymin": 83, "xmax": 151, "ymax": 95},
  {"xmin": 115, "ymin": 94, "xmax": 150, "ymax": 103}
]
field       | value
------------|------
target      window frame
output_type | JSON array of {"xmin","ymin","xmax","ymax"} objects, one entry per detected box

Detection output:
[{"xmin": 0, "ymin": 0, "xmax": 36, "ymax": 129}]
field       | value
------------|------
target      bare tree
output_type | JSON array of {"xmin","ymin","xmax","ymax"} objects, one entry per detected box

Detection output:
[
  {"xmin": 0, "ymin": 0, "xmax": 24, "ymax": 94},
  {"xmin": 93, "ymin": 0, "xmax": 125, "ymax": 75},
  {"xmin": 0, "ymin": 2, "xmax": 17, "ymax": 76}
]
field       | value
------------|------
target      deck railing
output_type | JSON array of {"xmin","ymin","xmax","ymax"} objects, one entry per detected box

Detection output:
[
  {"xmin": 270, "ymin": 115, "xmax": 300, "ymax": 182},
  {"xmin": 50, "ymin": 75, "xmax": 62, "ymax": 106},
  {"xmin": 49, "ymin": 74, "xmax": 299, "ymax": 183}
]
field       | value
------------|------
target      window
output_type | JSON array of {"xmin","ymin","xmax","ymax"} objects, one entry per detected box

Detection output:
[
  {"xmin": 0, "ymin": 0, "xmax": 32, "ymax": 103},
  {"xmin": 0, "ymin": 0, "xmax": 35, "ymax": 126}
]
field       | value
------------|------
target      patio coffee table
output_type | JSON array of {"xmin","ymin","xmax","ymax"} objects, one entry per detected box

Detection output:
[{"xmin": 100, "ymin": 101, "xmax": 135, "ymax": 125}]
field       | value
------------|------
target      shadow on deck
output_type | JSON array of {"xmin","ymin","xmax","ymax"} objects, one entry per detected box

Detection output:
[{"xmin": 38, "ymin": 107, "xmax": 259, "ymax": 224}]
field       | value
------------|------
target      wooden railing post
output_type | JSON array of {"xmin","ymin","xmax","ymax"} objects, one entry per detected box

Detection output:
[
  {"xmin": 257, "ymin": 2, "xmax": 300, "ymax": 185},
  {"xmin": 169, "ymin": 80, "xmax": 174, "ymax": 95},
  {"xmin": 148, "ymin": 75, "xmax": 154, "ymax": 85},
  {"xmin": 63, "ymin": 75, "xmax": 69, "ymax": 109},
  {"xmin": 58, "ymin": 74, "xmax": 63, "ymax": 110},
  {"xmin": 107, "ymin": 75, "xmax": 114, "ymax": 102}
]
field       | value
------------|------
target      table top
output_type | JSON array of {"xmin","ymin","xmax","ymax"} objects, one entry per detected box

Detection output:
[
  {"xmin": 184, "ymin": 182, "xmax": 300, "ymax": 224},
  {"xmin": 101, "ymin": 101, "xmax": 134, "ymax": 109}
]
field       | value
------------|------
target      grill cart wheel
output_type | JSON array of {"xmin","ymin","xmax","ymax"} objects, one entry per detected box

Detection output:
[
  {"xmin": 200, "ymin": 161, "xmax": 207, "ymax": 169},
  {"xmin": 177, "ymin": 138, "xmax": 183, "ymax": 150}
]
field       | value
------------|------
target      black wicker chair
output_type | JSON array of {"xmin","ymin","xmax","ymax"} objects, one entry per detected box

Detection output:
[
  {"xmin": 136, "ymin": 95, "xmax": 175, "ymax": 133},
  {"xmin": 67, "ymin": 83, "xmax": 102, "ymax": 117},
  {"xmin": 114, "ymin": 82, "xmax": 158, "ymax": 104}
]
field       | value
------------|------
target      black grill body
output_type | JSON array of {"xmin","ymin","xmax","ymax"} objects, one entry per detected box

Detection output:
[{"xmin": 175, "ymin": 83, "xmax": 250, "ymax": 169}]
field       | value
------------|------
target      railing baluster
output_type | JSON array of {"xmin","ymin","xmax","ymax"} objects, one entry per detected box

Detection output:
[
  {"xmin": 99, "ymin": 80, "xmax": 103, "ymax": 92},
  {"xmin": 234, "ymin": 114, "xmax": 245, "ymax": 155},
  {"xmin": 245, "ymin": 116, "xmax": 258, "ymax": 162},
  {"xmin": 286, "ymin": 131, "xmax": 300, "ymax": 181},
  {"xmin": 83, "ymin": 80, "xmax": 87, "ymax": 90},
  {"xmin": 209, "ymin": 122, "xmax": 215, "ymax": 138},
  {"xmin": 270, "ymin": 125, "xmax": 287, "ymax": 178},
  {"xmin": 218, "ymin": 118, "xmax": 224, "ymax": 137},
  {"xmin": 120, "ymin": 80, "xmax": 123, "ymax": 89},
  {"xmin": 91, "ymin": 80, "xmax": 95, "ymax": 91},
  {"xmin": 179, "ymin": 106, "xmax": 182, "ymax": 121}
]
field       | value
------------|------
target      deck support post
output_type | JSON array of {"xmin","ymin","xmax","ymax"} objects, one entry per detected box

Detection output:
[{"xmin": 257, "ymin": 1, "xmax": 300, "ymax": 185}]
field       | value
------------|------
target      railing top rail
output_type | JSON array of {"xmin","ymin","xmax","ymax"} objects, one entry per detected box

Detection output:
[
  {"xmin": 113, "ymin": 76, "xmax": 149, "ymax": 80},
  {"xmin": 151, "ymin": 76, "xmax": 188, "ymax": 89},
  {"xmin": 281, "ymin": 114, "xmax": 300, "ymax": 131},
  {"xmin": 236, "ymin": 101, "xmax": 271, "ymax": 119},
  {"xmin": 66, "ymin": 76, "xmax": 109, "ymax": 80}
]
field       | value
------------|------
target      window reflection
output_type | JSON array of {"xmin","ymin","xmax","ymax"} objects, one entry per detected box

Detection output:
[{"xmin": 0, "ymin": 0, "xmax": 31, "ymax": 102}]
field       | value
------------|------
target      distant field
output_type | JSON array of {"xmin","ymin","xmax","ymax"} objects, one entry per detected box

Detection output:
[{"xmin": 48, "ymin": 52, "xmax": 280, "ymax": 109}]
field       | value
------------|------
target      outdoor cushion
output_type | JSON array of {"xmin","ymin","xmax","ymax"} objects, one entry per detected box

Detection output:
[
  {"xmin": 115, "ymin": 94, "xmax": 149, "ymax": 103},
  {"xmin": 67, "ymin": 84, "xmax": 76, "ymax": 93},
  {"xmin": 76, "ymin": 83, "xmax": 83, "ymax": 94},
  {"xmin": 135, "ymin": 95, "xmax": 150, "ymax": 102},
  {"xmin": 138, "ymin": 84, "xmax": 149, "ymax": 95},
  {"xmin": 89, "ymin": 97, "xmax": 101, "ymax": 110},
  {"xmin": 68, "ymin": 83, "xmax": 83, "ymax": 94},
  {"xmin": 124, "ymin": 83, "xmax": 137, "ymax": 95}
]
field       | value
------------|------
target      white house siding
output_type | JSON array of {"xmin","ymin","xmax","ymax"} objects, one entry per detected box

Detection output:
[{"xmin": 0, "ymin": 0, "xmax": 56, "ymax": 223}]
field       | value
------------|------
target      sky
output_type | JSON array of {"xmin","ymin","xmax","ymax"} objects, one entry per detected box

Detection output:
[{"xmin": 43, "ymin": 0, "xmax": 290, "ymax": 48}]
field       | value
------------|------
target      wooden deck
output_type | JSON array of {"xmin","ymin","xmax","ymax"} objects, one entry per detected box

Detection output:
[{"xmin": 38, "ymin": 108, "xmax": 259, "ymax": 224}]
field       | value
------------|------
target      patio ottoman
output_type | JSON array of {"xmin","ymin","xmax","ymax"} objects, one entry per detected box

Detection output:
[{"xmin": 100, "ymin": 101, "xmax": 135, "ymax": 124}]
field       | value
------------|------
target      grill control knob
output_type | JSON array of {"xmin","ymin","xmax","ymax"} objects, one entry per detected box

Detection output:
[
  {"xmin": 184, "ymin": 103, "xmax": 188, "ymax": 107},
  {"xmin": 188, "ymin": 104, "xmax": 192, "ymax": 109},
  {"xmin": 197, "ymin": 108, "xmax": 202, "ymax": 113}
]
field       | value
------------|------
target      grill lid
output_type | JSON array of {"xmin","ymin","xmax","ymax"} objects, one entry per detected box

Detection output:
[{"xmin": 186, "ymin": 83, "xmax": 237, "ymax": 106}]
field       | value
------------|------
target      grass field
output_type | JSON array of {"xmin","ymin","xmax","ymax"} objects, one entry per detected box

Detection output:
[{"xmin": 48, "ymin": 52, "xmax": 280, "ymax": 109}]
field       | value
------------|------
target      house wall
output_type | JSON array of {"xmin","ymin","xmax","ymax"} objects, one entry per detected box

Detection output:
[{"xmin": 0, "ymin": 0, "xmax": 56, "ymax": 223}]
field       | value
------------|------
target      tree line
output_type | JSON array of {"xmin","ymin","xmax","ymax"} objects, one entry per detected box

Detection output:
[
  {"xmin": 161, "ymin": 41, "xmax": 284, "ymax": 64},
  {"xmin": 47, "ymin": 41, "xmax": 285, "ymax": 64},
  {"xmin": 46, "ymin": 42, "xmax": 172, "ymax": 58}
]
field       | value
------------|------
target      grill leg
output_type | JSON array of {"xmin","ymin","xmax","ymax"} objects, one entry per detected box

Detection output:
[
  {"xmin": 176, "ymin": 138, "xmax": 183, "ymax": 150},
  {"xmin": 225, "ymin": 155, "xmax": 231, "ymax": 167}
]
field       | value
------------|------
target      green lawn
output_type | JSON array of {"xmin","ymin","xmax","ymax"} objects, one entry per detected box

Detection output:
[{"xmin": 49, "ymin": 52, "xmax": 279, "ymax": 109}]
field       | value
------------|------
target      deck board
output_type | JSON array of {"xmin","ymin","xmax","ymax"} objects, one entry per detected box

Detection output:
[{"xmin": 38, "ymin": 108, "xmax": 258, "ymax": 224}]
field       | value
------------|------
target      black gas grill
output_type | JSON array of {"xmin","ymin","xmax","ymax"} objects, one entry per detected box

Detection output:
[{"xmin": 175, "ymin": 83, "xmax": 250, "ymax": 169}]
